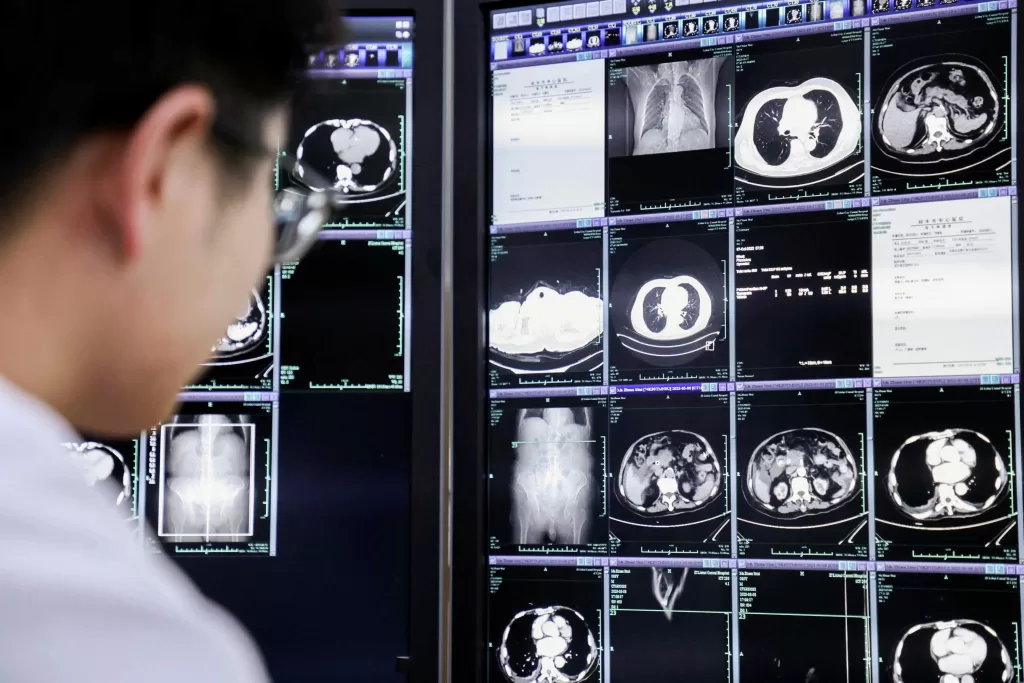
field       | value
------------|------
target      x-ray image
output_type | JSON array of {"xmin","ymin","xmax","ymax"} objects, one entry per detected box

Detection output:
[
  {"xmin": 190, "ymin": 281, "xmax": 274, "ymax": 391},
  {"xmin": 63, "ymin": 439, "xmax": 137, "ymax": 519},
  {"xmin": 284, "ymin": 77, "xmax": 407, "ymax": 227},
  {"xmin": 608, "ymin": 392, "xmax": 731, "ymax": 557},
  {"xmin": 869, "ymin": 14, "xmax": 1011, "ymax": 194},
  {"xmin": 609, "ymin": 57, "xmax": 730, "ymax": 157},
  {"xmin": 877, "ymin": 573, "xmax": 1022, "ymax": 683},
  {"xmin": 733, "ymin": 31, "xmax": 865, "ymax": 203},
  {"xmin": 608, "ymin": 233, "xmax": 728, "ymax": 380},
  {"xmin": 158, "ymin": 414, "xmax": 255, "ymax": 542},
  {"xmin": 488, "ymin": 230, "xmax": 604, "ymax": 387},
  {"xmin": 609, "ymin": 567, "xmax": 733, "ymax": 683},
  {"xmin": 607, "ymin": 49, "xmax": 735, "ymax": 211},
  {"xmin": 488, "ymin": 565, "xmax": 604, "ymax": 683},
  {"xmin": 736, "ymin": 390, "xmax": 869, "ymax": 559},
  {"xmin": 873, "ymin": 386, "xmax": 1018, "ymax": 562},
  {"xmin": 488, "ymin": 399, "xmax": 607, "ymax": 554}
]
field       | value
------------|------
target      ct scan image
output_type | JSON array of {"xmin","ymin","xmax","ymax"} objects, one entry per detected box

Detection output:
[
  {"xmin": 607, "ymin": 47, "xmax": 735, "ymax": 212},
  {"xmin": 610, "ymin": 566, "xmax": 733, "ymax": 683},
  {"xmin": 876, "ymin": 572, "xmax": 1022, "ymax": 683},
  {"xmin": 283, "ymin": 76, "xmax": 407, "ymax": 227},
  {"xmin": 608, "ymin": 221, "xmax": 729, "ymax": 383},
  {"xmin": 488, "ymin": 229, "xmax": 604, "ymax": 387},
  {"xmin": 872, "ymin": 386, "xmax": 1018, "ymax": 563},
  {"xmin": 869, "ymin": 12, "xmax": 1011, "ymax": 195},
  {"xmin": 738, "ymin": 569, "xmax": 871, "ymax": 683},
  {"xmin": 735, "ymin": 390, "xmax": 869, "ymax": 559},
  {"xmin": 187, "ymin": 275, "xmax": 274, "ymax": 391},
  {"xmin": 488, "ymin": 565, "xmax": 604, "ymax": 683},
  {"xmin": 608, "ymin": 392, "xmax": 731, "ymax": 556},
  {"xmin": 733, "ymin": 30, "xmax": 865, "ymax": 204},
  {"xmin": 488, "ymin": 397, "xmax": 608, "ymax": 555},
  {"xmin": 62, "ymin": 436, "xmax": 141, "ymax": 523}
]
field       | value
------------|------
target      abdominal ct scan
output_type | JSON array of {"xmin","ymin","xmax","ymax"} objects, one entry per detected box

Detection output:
[
  {"xmin": 616, "ymin": 430, "xmax": 721, "ymax": 516},
  {"xmin": 489, "ymin": 284, "xmax": 604, "ymax": 375},
  {"xmin": 873, "ymin": 56, "xmax": 1002, "ymax": 171},
  {"xmin": 891, "ymin": 619, "xmax": 1014, "ymax": 683},
  {"xmin": 744, "ymin": 428, "xmax": 859, "ymax": 518},
  {"xmin": 886, "ymin": 429, "xmax": 1008, "ymax": 523},
  {"xmin": 609, "ymin": 238, "xmax": 725, "ymax": 369},
  {"xmin": 511, "ymin": 408, "xmax": 597, "ymax": 546},
  {"xmin": 618, "ymin": 57, "xmax": 728, "ymax": 156},
  {"xmin": 498, "ymin": 606, "xmax": 599, "ymax": 683},
  {"xmin": 63, "ymin": 441, "xmax": 134, "ymax": 518},
  {"xmin": 160, "ymin": 415, "xmax": 254, "ymax": 542}
]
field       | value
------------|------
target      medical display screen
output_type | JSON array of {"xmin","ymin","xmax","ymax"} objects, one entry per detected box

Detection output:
[
  {"xmin": 67, "ymin": 16, "xmax": 418, "ymax": 558},
  {"xmin": 484, "ymin": 0, "xmax": 1022, "ymax": 678}
]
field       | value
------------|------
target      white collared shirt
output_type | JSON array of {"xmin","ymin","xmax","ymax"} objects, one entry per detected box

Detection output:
[{"xmin": 0, "ymin": 376, "xmax": 269, "ymax": 682}]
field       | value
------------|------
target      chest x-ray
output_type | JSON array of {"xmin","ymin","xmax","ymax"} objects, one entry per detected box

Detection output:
[
  {"xmin": 158, "ymin": 415, "xmax": 255, "ymax": 542},
  {"xmin": 620, "ymin": 57, "xmax": 728, "ymax": 156}
]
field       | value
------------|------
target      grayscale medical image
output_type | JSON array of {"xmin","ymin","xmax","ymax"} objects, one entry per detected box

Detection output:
[
  {"xmin": 293, "ymin": 117, "xmax": 397, "ymax": 195},
  {"xmin": 160, "ymin": 414, "xmax": 254, "ymax": 542},
  {"xmin": 608, "ymin": 237, "xmax": 726, "ymax": 371},
  {"xmin": 189, "ymin": 279, "xmax": 274, "ymax": 391},
  {"xmin": 610, "ymin": 56, "xmax": 729, "ymax": 157},
  {"xmin": 209, "ymin": 289, "xmax": 268, "ymax": 361},
  {"xmin": 497, "ymin": 605, "xmax": 600, "ymax": 683},
  {"xmin": 892, "ymin": 619, "xmax": 1015, "ymax": 683},
  {"xmin": 874, "ymin": 58, "xmax": 1001, "ymax": 163},
  {"xmin": 63, "ymin": 440, "xmax": 135, "ymax": 518},
  {"xmin": 743, "ymin": 427, "xmax": 860, "ymax": 518},
  {"xmin": 886, "ymin": 428, "xmax": 1009, "ymax": 522},
  {"xmin": 511, "ymin": 408, "xmax": 597, "ymax": 546},
  {"xmin": 615, "ymin": 430, "xmax": 722, "ymax": 516}
]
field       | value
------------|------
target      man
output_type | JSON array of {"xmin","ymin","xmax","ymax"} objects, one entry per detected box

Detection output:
[{"xmin": 0, "ymin": 2, "xmax": 341, "ymax": 680}]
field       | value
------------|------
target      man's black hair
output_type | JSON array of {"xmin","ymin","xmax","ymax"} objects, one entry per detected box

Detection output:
[{"xmin": 0, "ymin": 1, "xmax": 344, "ymax": 225}]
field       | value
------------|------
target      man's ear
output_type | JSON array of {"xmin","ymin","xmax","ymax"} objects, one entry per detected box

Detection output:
[{"xmin": 114, "ymin": 85, "xmax": 217, "ymax": 259}]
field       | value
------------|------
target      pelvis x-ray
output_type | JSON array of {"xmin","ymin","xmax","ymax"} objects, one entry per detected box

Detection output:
[
  {"xmin": 498, "ymin": 606, "xmax": 599, "ymax": 683},
  {"xmin": 886, "ymin": 429, "xmax": 1008, "ymax": 522},
  {"xmin": 892, "ymin": 619, "xmax": 1014, "ymax": 683},
  {"xmin": 159, "ymin": 415, "xmax": 254, "ymax": 541},
  {"xmin": 489, "ymin": 284, "xmax": 604, "ymax": 375},
  {"xmin": 744, "ymin": 428, "xmax": 859, "ymax": 518},
  {"xmin": 204, "ymin": 288, "xmax": 270, "ymax": 370},
  {"xmin": 616, "ymin": 430, "xmax": 722, "ymax": 516},
  {"xmin": 511, "ymin": 408, "xmax": 597, "ymax": 546},
  {"xmin": 293, "ymin": 118, "xmax": 398, "ymax": 196},
  {"xmin": 874, "ymin": 57, "xmax": 1002, "ymax": 167},
  {"xmin": 615, "ymin": 57, "xmax": 728, "ymax": 156},
  {"xmin": 734, "ymin": 77, "xmax": 862, "ymax": 182},
  {"xmin": 63, "ymin": 441, "xmax": 134, "ymax": 517},
  {"xmin": 609, "ymin": 239, "xmax": 724, "ymax": 368}
]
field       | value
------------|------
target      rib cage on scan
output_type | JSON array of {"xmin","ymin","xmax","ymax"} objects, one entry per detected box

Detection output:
[
  {"xmin": 624, "ymin": 57, "xmax": 725, "ymax": 156},
  {"xmin": 886, "ymin": 429, "xmax": 1009, "ymax": 523},
  {"xmin": 498, "ymin": 605, "xmax": 599, "ymax": 683},
  {"xmin": 512, "ymin": 408, "xmax": 595, "ymax": 546},
  {"xmin": 161, "ymin": 414, "xmax": 254, "ymax": 542},
  {"xmin": 892, "ymin": 619, "xmax": 1014, "ymax": 683},
  {"xmin": 207, "ymin": 288, "xmax": 268, "ymax": 364},
  {"xmin": 616, "ymin": 430, "xmax": 722, "ymax": 516}
]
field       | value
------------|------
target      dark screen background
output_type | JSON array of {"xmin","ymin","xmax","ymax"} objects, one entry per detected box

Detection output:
[{"xmin": 176, "ymin": 393, "xmax": 410, "ymax": 683}]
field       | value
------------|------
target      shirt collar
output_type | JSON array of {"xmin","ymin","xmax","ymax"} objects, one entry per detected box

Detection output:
[{"xmin": 0, "ymin": 375, "xmax": 80, "ymax": 447}]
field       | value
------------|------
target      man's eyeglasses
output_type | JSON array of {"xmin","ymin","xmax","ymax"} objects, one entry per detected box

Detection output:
[
  {"xmin": 211, "ymin": 115, "xmax": 344, "ymax": 265},
  {"xmin": 272, "ymin": 151, "xmax": 344, "ymax": 264}
]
